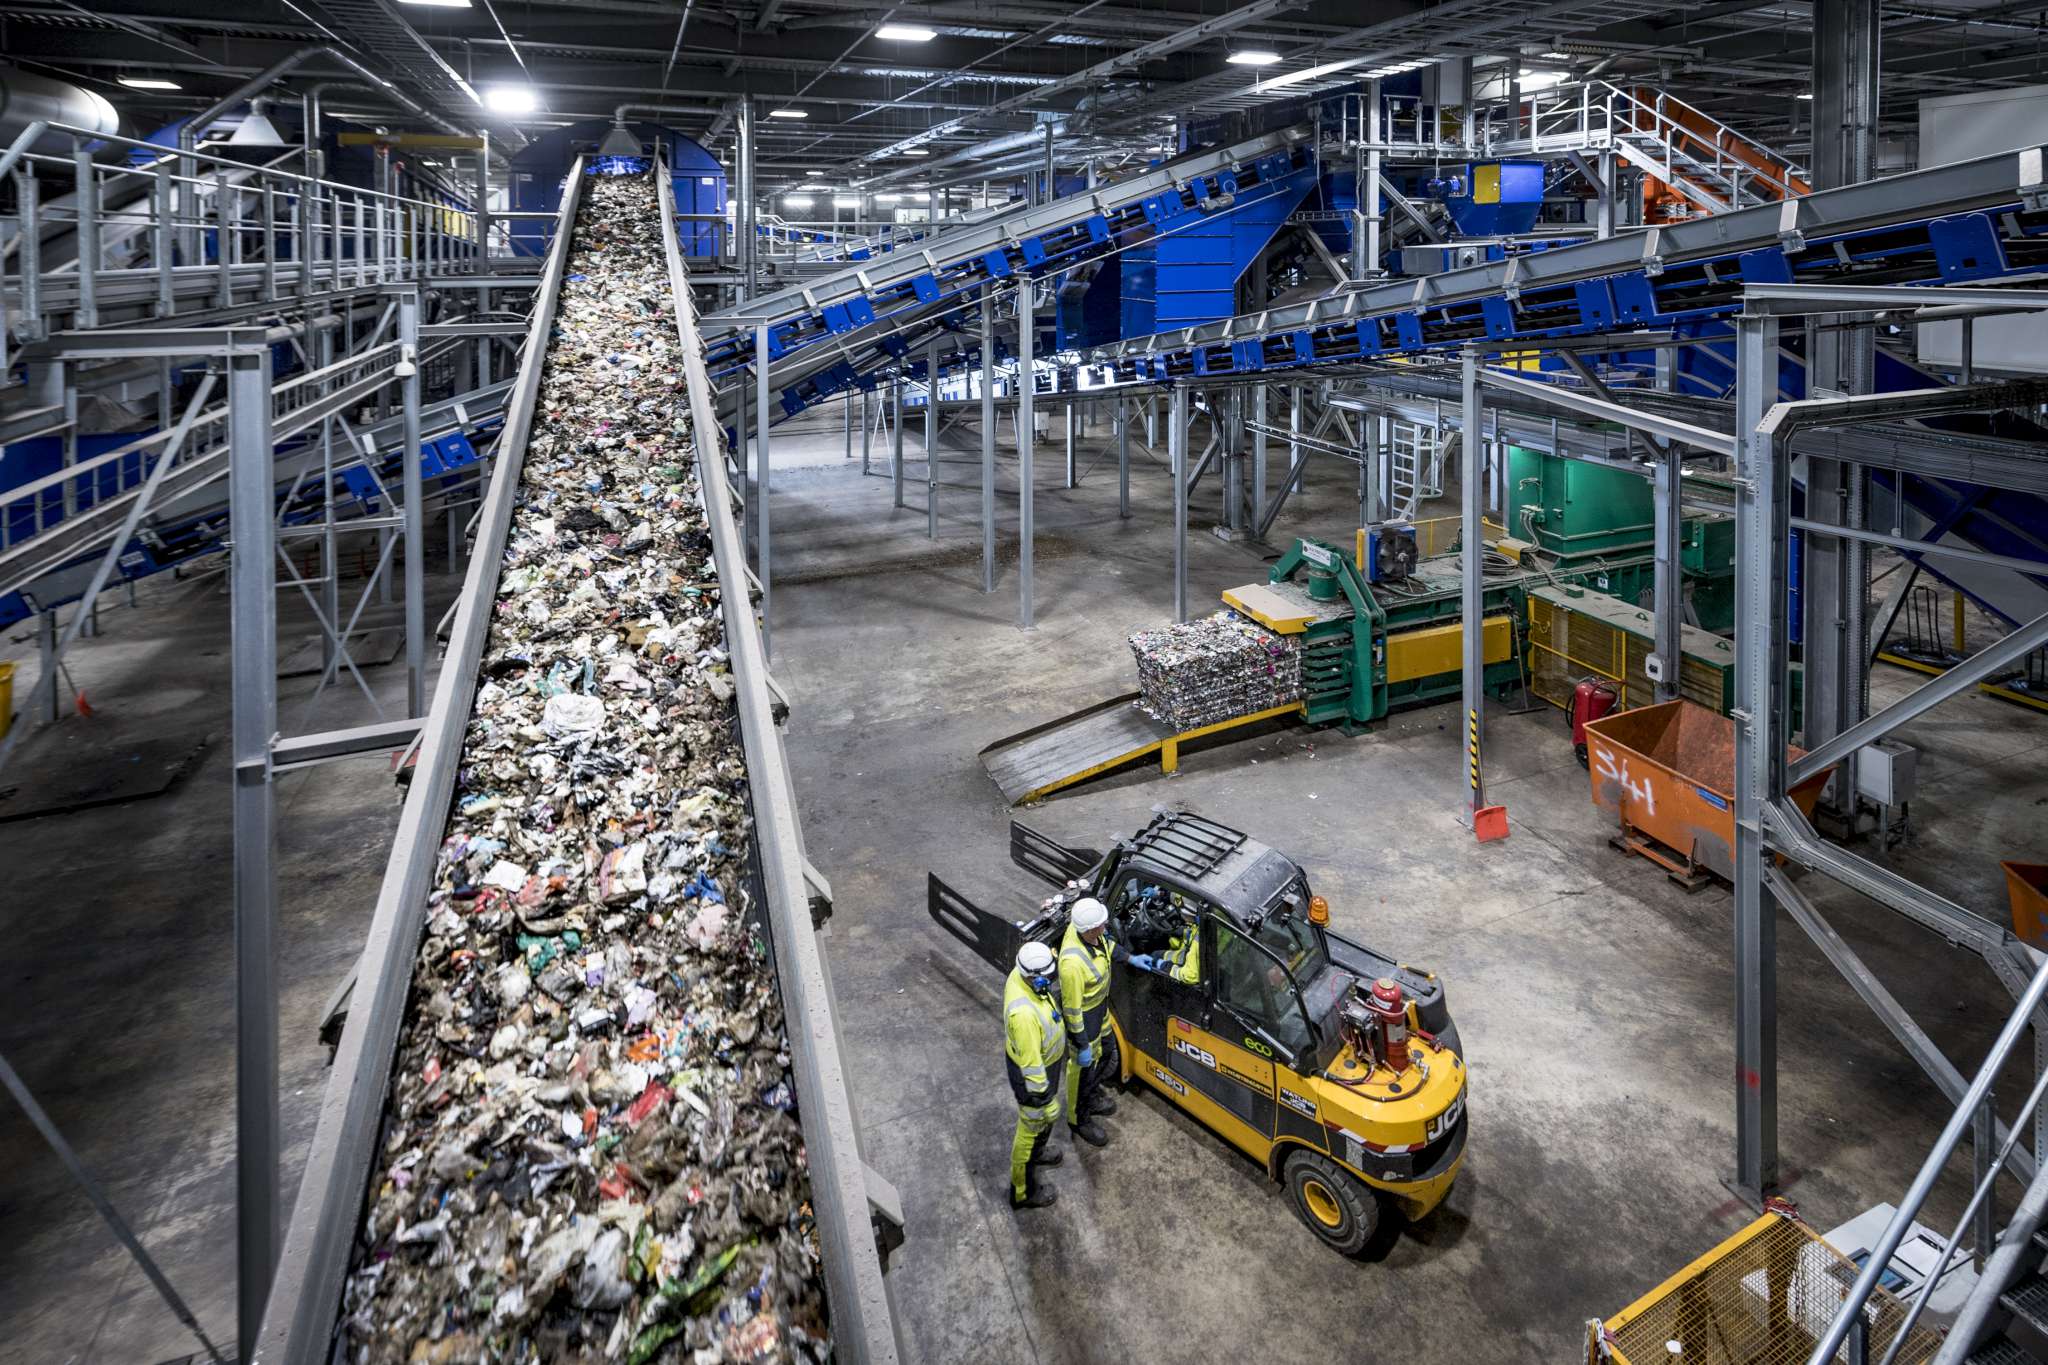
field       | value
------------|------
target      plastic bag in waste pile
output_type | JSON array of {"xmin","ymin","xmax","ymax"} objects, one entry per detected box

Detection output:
[
  {"xmin": 1129, "ymin": 610, "xmax": 1301, "ymax": 732},
  {"xmin": 339, "ymin": 170, "xmax": 828, "ymax": 1364}
]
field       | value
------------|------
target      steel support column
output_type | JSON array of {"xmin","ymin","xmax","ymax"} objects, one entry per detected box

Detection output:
[
  {"xmin": 1017, "ymin": 281, "xmax": 1035, "ymax": 629},
  {"xmin": 1653, "ymin": 448, "xmax": 1684, "ymax": 701},
  {"xmin": 1117, "ymin": 391, "xmax": 1131, "ymax": 520},
  {"xmin": 398, "ymin": 290, "xmax": 425, "ymax": 716},
  {"xmin": 1172, "ymin": 384, "xmax": 1189, "ymax": 622},
  {"xmin": 1460, "ymin": 349, "xmax": 1486, "ymax": 820},
  {"xmin": 228, "ymin": 341, "xmax": 279, "ymax": 1353},
  {"xmin": 756, "ymin": 325, "xmax": 773, "ymax": 657},
  {"xmin": 1251, "ymin": 383, "xmax": 1268, "ymax": 530},
  {"xmin": 1732, "ymin": 312, "xmax": 1785, "ymax": 1201},
  {"xmin": 892, "ymin": 374, "xmax": 905, "ymax": 508},
  {"xmin": 925, "ymin": 337, "xmax": 940, "ymax": 540},
  {"xmin": 980, "ymin": 291, "xmax": 996, "ymax": 592}
]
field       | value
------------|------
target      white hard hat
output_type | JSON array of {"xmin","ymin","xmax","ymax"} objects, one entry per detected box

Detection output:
[
  {"xmin": 1017, "ymin": 941, "xmax": 1056, "ymax": 977},
  {"xmin": 1071, "ymin": 898, "xmax": 1108, "ymax": 934}
]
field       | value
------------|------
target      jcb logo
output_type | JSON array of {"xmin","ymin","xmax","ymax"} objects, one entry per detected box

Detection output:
[
  {"xmin": 1171, "ymin": 1036, "xmax": 1216, "ymax": 1070},
  {"xmin": 1426, "ymin": 1095, "xmax": 1465, "ymax": 1142}
]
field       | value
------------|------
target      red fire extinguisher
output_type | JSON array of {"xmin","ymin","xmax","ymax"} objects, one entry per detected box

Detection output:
[{"xmin": 1570, "ymin": 679, "xmax": 1618, "ymax": 768}]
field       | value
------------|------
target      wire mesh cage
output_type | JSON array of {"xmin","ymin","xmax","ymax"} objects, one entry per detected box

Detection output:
[{"xmin": 1589, "ymin": 1213, "xmax": 1942, "ymax": 1365}]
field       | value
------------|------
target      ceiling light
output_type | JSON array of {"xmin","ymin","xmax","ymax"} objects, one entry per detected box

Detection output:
[
  {"xmin": 900, "ymin": 148, "xmax": 928, "ymax": 157},
  {"xmin": 1516, "ymin": 69, "xmax": 1569, "ymax": 92},
  {"xmin": 398, "ymin": 0, "xmax": 472, "ymax": 6},
  {"xmin": 484, "ymin": 85, "xmax": 538, "ymax": 114},
  {"xmin": 833, "ymin": 196, "xmax": 860, "ymax": 208},
  {"xmin": 876, "ymin": 24, "xmax": 937, "ymax": 41},
  {"xmin": 875, "ymin": 193, "xmax": 901, "ymax": 203},
  {"xmin": 1796, "ymin": 92, "xmax": 1814, "ymax": 100},
  {"xmin": 1226, "ymin": 50, "xmax": 1282, "ymax": 66},
  {"xmin": 784, "ymin": 194, "xmax": 814, "ymax": 208},
  {"xmin": 118, "ymin": 76, "xmax": 182, "ymax": 90},
  {"xmin": 768, "ymin": 108, "xmax": 808, "ymax": 119}
]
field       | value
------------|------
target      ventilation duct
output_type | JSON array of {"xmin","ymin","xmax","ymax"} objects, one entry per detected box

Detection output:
[{"xmin": 0, "ymin": 66, "xmax": 122, "ymax": 156}]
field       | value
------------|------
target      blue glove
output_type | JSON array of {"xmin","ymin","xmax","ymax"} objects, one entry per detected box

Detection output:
[
  {"xmin": 1128, "ymin": 954, "xmax": 1157, "ymax": 972},
  {"xmin": 1078, "ymin": 1045, "xmax": 1095, "ymax": 1067}
]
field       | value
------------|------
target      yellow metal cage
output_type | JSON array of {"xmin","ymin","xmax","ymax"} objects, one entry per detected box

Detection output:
[{"xmin": 1587, "ymin": 1212, "xmax": 1941, "ymax": 1365}]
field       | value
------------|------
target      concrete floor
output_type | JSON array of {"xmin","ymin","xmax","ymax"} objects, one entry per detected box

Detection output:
[{"xmin": 0, "ymin": 400, "xmax": 2043, "ymax": 1362}]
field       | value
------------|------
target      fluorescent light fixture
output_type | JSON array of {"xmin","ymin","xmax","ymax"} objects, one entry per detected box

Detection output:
[
  {"xmin": 1226, "ymin": 50, "xmax": 1282, "ymax": 66},
  {"xmin": 833, "ymin": 196, "xmax": 861, "ymax": 208},
  {"xmin": 484, "ymin": 85, "xmax": 538, "ymax": 114},
  {"xmin": 876, "ymin": 23, "xmax": 937, "ymax": 41},
  {"xmin": 767, "ymin": 108, "xmax": 808, "ymax": 119},
  {"xmin": 783, "ymin": 195, "xmax": 814, "ymax": 208},
  {"xmin": 875, "ymin": 193, "xmax": 901, "ymax": 203},
  {"xmin": 118, "ymin": 76, "xmax": 182, "ymax": 90},
  {"xmin": 900, "ymin": 148, "xmax": 928, "ymax": 157},
  {"xmin": 1516, "ymin": 69, "xmax": 1569, "ymax": 92},
  {"xmin": 1796, "ymin": 92, "xmax": 1814, "ymax": 100},
  {"xmin": 398, "ymin": 0, "xmax": 472, "ymax": 6}
]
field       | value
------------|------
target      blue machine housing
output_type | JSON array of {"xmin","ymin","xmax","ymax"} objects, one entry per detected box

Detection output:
[
  {"xmin": 1432, "ymin": 161, "xmax": 1546, "ymax": 236},
  {"xmin": 507, "ymin": 120, "xmax": 726, "ymax": 257}
]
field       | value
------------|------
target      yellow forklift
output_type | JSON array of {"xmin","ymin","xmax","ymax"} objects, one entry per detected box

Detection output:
[{"xmin": 930, "ymin": 810, "xmax": 1467, "ymax": 1253}]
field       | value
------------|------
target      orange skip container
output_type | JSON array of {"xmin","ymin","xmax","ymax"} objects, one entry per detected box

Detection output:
[{"xmin": 1582, "ymin": 700, "xmax": 1834, "ymax": 885}]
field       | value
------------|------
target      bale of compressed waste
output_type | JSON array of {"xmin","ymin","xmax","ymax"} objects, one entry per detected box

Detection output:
[{"xmin": 1128, "ymin": 609, "xmax": 1301, "ymax": 732}]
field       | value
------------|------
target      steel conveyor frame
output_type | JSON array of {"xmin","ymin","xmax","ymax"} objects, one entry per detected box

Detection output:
[
  {"xmin": 252, "ymin": 153, "xmax": 899, "ymax": 1360},
  {"xmin": 250, "ymin": 159, "xmax": 590, "ymax": 1365},
  {"xmin": 656, "ymin": 161, "xmax": 903, "ymax": 1362}
]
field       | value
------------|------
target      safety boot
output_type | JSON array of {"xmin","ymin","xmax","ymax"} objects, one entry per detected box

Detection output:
[
  {"xmin": 1070, "ymin": 1118, "xmax": 1111, "ymax": 1148},
  {"xmin": 1009, "ymin": 1178, "xmax": 1057, "ymax": 1210},
  {"xmin": 1085, "ymin": 1092, "xmax": 1117, "ymax": 1118}
]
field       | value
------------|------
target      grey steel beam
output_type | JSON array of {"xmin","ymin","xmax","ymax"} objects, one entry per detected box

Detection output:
[
  {"xmin": 398, "ymin": 289, "xmax": 425, "ymax": 717},
  {"xmin": 925, "ymin": 337, "xmax": 940, "ymax": 540},
  {"xmin": 1172, "ymin": 383, "xmax": 1189, "ymax": 623},
  {"xmin": 1770, "ymin": 864, "xmax": 2036, "ymax": 1186},
  {"xmin": 758, "ymin": 324, "xmax": 773, "ymax": 657},
  {"xmin": 980, "ymin": 290, "xmax": 996, "ymax": 593},
  {"xmin": 1481, "ymin": 368, "xmax": 1736, "ymax": 456},
  {"xmin": 1790, "ymin": 606, "xmax": 2048, "ymax": 788},
  {"xmin": 228, "ymin": 337, "xmax": 279, "ymax": 1354},
  {"xmin": 1018, "ymin": 281, "xmax": 1034, "ymax": 630},
  {"xmin": 1460, "ymin": 348, "xmax": 1486, "ymax": 821},
  {"xmin": 891, "ymin": 375, "xmax": 905, "ymax": 509},
  {"xmin": 270, "ymin": 719, "xmax": 425, "ymax": 773},
  {"xmin": 1732, "ymin": 312, "xmax": 1783, "ymax": 1202},
  {"xmin": 1742, "ymin": 284, "xmax": 2048, "ymax": 316},
  {"xmin": 1652, "ymin": 449, "xmax": 1683, "ymax": 702},
  {"xmin": 1117, "ymin": 391, "xmax": 1131, "ymax": 521},
  {"xmin": 1791, "ymin": 518, "xmax": 2048, "ymax": 582}
]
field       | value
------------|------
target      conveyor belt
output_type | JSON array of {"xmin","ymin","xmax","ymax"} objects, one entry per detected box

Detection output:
[
  {"xmin": 255, "ymin": 159, "xmax": 898, "ymax": 1364},
  {"xmin": 719, "ymin": 140, "xmax": 2048, "ymax": 422}
]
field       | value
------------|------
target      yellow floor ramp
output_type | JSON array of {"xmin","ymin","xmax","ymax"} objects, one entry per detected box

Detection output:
[
  {"xmin": 978, "ymin": 693, "xmax": 1305, "ymax": 804},
  {"xmin": 1587, "ymin": 1209, "xmax": 1941, "ymax": 1365}
]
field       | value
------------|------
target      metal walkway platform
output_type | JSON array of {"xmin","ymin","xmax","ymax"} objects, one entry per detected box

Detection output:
[{"xmin": 979, "ymin": 693, "xmax": 1304, "ymax": 805}]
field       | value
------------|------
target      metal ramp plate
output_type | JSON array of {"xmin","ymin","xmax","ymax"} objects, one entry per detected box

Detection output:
[{"xmin": 979, "ymin": 693, "xmax": 1173, "ymax": 805}]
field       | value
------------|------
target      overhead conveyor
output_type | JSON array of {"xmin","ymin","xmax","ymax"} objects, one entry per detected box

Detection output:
[
  {"xmin": 700, "ymin": 124, "xmax": 1319, "ymax": 417},
  {"xmin": 1081, "ymin": 143, "xmax": 2048, "ymax": 383},
  {"xmin": 707, "ymin": 138, "xmax": 2048, "ymax": 434}
]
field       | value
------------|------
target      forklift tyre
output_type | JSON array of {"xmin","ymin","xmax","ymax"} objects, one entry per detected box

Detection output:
[{"xmin": 1283, "ymin": 1149, "xmax": 1380, "ymax": 1256}]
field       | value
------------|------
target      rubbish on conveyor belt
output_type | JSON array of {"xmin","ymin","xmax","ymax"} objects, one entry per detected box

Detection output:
[
  {"xmin": 341, "ymin": 170, "xmax": 829, "ymax": 1363},
  {"xmin": 1128, "ymin": 610, "xmax": 1302, "ymax": 732}
]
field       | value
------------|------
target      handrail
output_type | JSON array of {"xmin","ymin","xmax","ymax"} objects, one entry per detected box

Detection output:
[{"xmin": 1805, "ymin": 946, "xmax": 2048, "ymax": 1364}]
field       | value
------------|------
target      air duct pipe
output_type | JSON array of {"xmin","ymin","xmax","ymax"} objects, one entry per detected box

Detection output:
[
  {"xmin": 599, "ymin": 104, "xmax": 724, "ymax": 158},
  {"xmin": 864, "ymin": 122, "xmax": 1069, "ymax": 188},
  {"xmin": 0, "ymin": 66, "xmax": 121, "ymax": 156}
]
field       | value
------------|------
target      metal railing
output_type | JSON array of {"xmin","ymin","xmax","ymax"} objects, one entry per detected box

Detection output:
[
  {"xmin": 1, "ymin": 118, "xmax": 487, "ymax": 357},
  {"xmin": 1805, "ymin": 946, "xmax": 2048, "ymax": 1364},
  {"xmin": 1324, "ymin": 79, "xmax": 1807, "ymax": 214}
]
